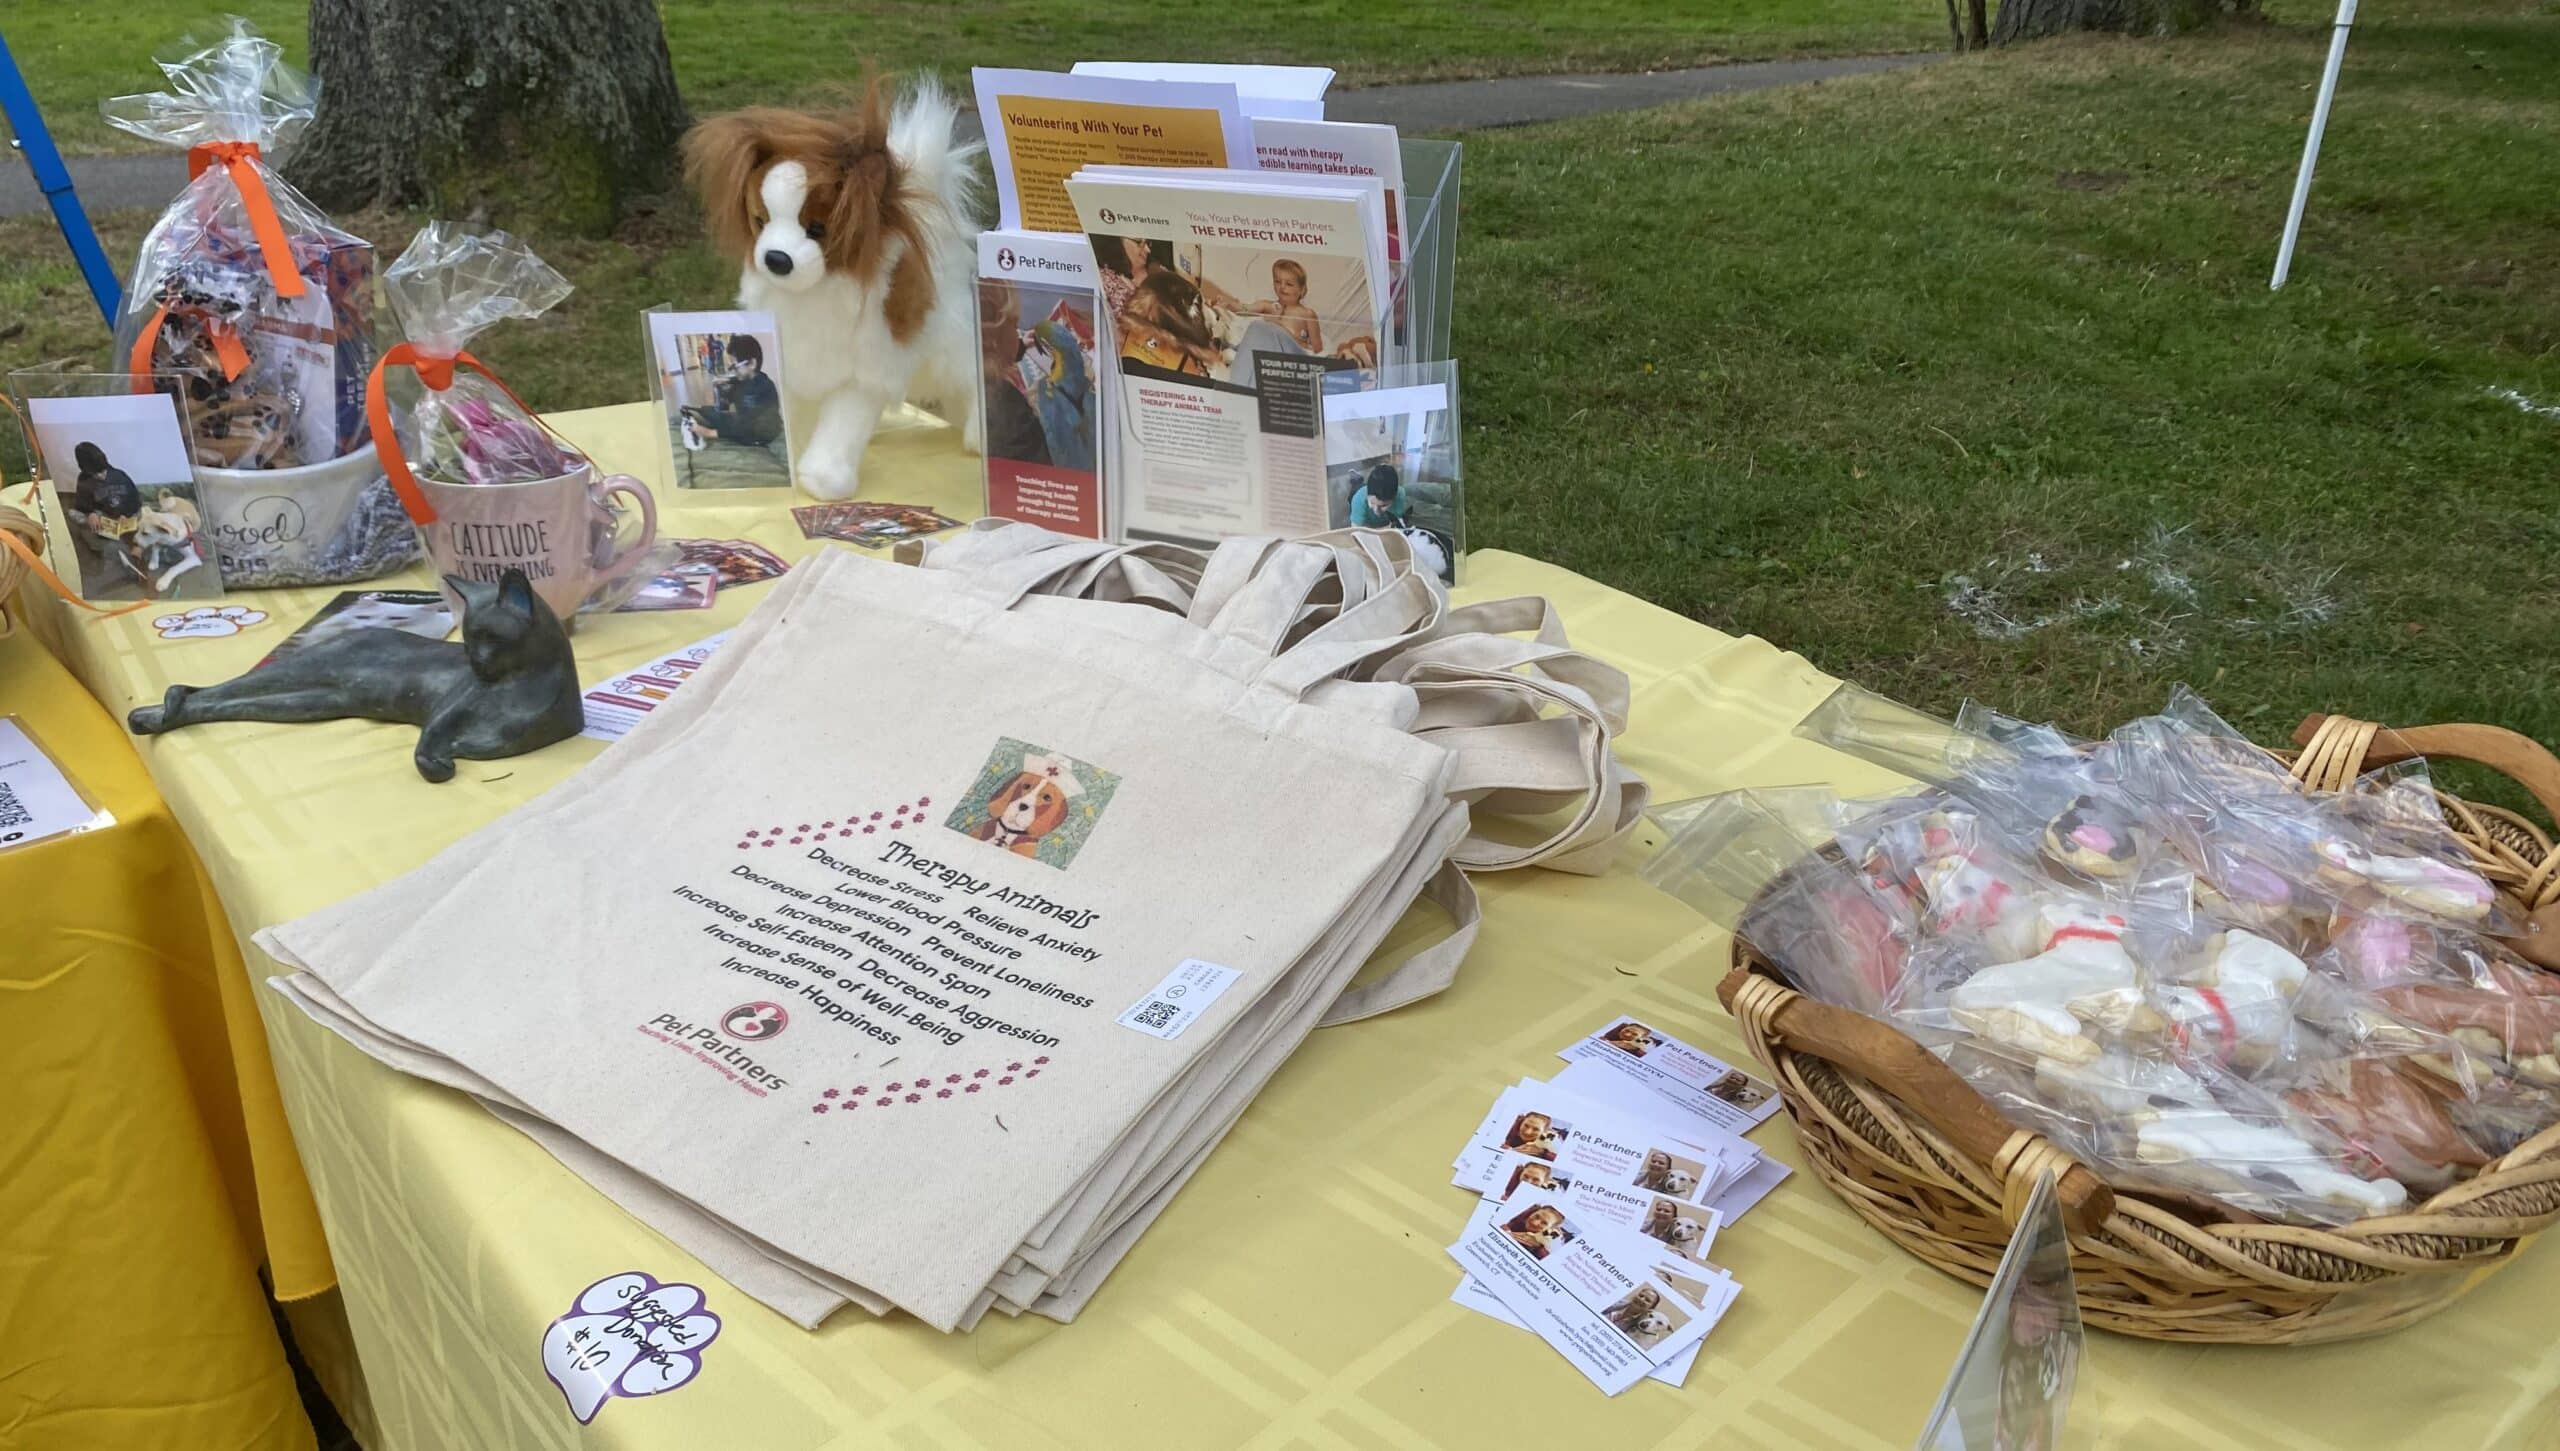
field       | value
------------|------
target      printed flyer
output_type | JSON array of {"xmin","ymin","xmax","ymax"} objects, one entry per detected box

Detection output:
[
  {"xmin": 1066, "ymin": 170, "xmax": 1389, "ymax": 544},
  {"xmin": 971, "ymin": 69, "xmax": 1255, "ymax": 233},
  {"xmin": 977, "ymin": 229, "xmax": 1105, "ymax": 537},
  {"xmin": 1252, "ymin": 117, "xmax": 1407, "ymax": 261}
]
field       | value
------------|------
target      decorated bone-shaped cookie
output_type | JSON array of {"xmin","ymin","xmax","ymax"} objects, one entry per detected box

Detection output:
[
  {"xmin": 2160, "ymin": 930, "xmax": 2308, "ymax": 1070},
  {"xmin": 1949, "ymin": 906, "xmax": 2158, "ymax": 1065},
  {"xmin": 2285, "ymin": 1057, "xmax": 2489, "ymax": 1193},
  {"xmin": 2033, "ymin": 1050, "xmax": 2214, "ymax": 1121},
  {"xmin": 2040, "ymin": 793, "xmax": 2145, "ymax": 879},
  {"xmin": 2133, "ymin": 1108, "xmax": 2410, "ymax": 1218},
  {"xmin": 2314, "ymin": 838, "xmax": 2497, "ymax": 922}
]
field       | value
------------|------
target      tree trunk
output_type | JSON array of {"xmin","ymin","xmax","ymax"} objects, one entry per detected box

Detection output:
[
  {"xmin": 292, "ymin": 0, "xmax": 687, "ymax": 236},
  {"xmin": 1966, "ymin": 0, "xmax": 1992, "ymax": 48},
  {"xmin": 1991, "ymin": 0, "xmax": 2251, "ymax": 45}
]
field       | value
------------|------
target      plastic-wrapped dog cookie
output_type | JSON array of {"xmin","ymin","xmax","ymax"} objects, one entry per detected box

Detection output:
[{"xmin": 2041, "ymin": 794, "xmax": 2143, "ymax": 879}]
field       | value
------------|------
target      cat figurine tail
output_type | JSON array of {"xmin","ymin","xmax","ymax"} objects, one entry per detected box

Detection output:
[{"xmin": 130, "ymin": 568, "xmax": 585, "ymax": 783}]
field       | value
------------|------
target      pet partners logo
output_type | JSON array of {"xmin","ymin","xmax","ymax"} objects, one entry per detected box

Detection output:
[
  {"xmin": 722, "ymin": 1002, "xmax": 789, "ymax": 1040},
  {"xmin": 945, "ymin": 737, "xmax": 1119, "ymax": 870},
  {"xmin": 996, "ymin": 246, "xmax": 1017, "ymax": 271}
]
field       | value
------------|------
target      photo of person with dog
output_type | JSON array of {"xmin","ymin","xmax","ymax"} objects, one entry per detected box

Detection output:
[
  {"xmin": 1637, "ymin": 1197, "xmax": 1716, "ymax": 1262},
  {"xmin": 1706, "ymin": 1069, "xmax": 1771, "ymax": 1111},
  {"xmin": 1631, "ymin": 1147, "xmax": 1708, "ymax": 1199},
  {"xmin": 1500, "ymin": 1158, "xmax": 1570, "ymax": 1200},
  {"xmin": 1500, "ymin": 1203, "xmax": 1575, "ymax": 1261},
  {"xmin": 1500, "ymin": 1110, "xmax": 1569, "ymax": 1162},
  {"xmin": 1322, "ymin": 370, "xmax": 1461, "ymax": 582},
  {"xmin": 1599, "ymin": 1020, "xmax": 1658, "ymax": 1057},
  {"xmin": 651, "ymin": 312, "xmax": 795, "ymax": 490},
  {"xmin": 25, "ymin": 389, "xmax": 220, "ymax": 602},
  {"xmin": 1601, "ymin": 1282, "xmax": 1690, "ymax": 1346}
]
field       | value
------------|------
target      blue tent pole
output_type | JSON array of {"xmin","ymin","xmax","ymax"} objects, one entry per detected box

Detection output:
[{"xmin": 0, "ymin": 30, "xmax": 123, "ymax": 325}]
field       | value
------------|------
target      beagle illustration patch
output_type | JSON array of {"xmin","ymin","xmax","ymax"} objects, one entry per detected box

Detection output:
[{"xmin": 944, "ymin": 738, "xmax": 1119, "ymax": 870}]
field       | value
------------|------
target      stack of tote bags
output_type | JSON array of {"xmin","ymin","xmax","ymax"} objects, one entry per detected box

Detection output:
[{"xmin": 261, "ymin": 522, "xmax": 1648, "ymax": 1331}]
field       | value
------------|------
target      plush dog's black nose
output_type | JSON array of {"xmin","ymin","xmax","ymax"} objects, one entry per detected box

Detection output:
[{"xmin": 762, "ymin": 248, "xmax": 794, "ymax": 277}]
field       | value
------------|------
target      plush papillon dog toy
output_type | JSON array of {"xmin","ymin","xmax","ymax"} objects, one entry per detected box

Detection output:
[{"xmin": 682, "ymin": 77, "xmax": 983, "ymax": 500}]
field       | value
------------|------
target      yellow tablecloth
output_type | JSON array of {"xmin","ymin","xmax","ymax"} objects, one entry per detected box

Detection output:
[
  {"xmin": 0, "ymin": 611, "xmax": 312, "ymax": 1451},
  {"xmin": 38, "ymin": 404, "xmax": 2560, "ymax": 1449}
]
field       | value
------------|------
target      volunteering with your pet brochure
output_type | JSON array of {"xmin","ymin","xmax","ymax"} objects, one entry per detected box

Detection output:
[{"xmin": 1066, "ymin": 168, "xmax": 1391, "ymax": 546}]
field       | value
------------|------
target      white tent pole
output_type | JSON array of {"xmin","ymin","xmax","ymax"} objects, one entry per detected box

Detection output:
[{"xmin": 2271, "ymin": 0, "xmax": 2362, "ymax": 290}]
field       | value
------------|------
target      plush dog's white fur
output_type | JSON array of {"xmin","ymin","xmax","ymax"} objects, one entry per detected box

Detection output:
[{"xmin": 689, "ymin": 79, "xmax": 983, "ymax": 501}]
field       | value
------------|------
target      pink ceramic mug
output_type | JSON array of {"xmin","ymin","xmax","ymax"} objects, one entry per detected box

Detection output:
[{"xmin": 417, "ymin": 461, "xmax": 657, "ymax": 627}]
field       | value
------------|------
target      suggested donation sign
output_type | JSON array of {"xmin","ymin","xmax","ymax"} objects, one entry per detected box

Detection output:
[{"xmin": 262, "ymin": 552, "xmax": 1449, "ymax": 1329}]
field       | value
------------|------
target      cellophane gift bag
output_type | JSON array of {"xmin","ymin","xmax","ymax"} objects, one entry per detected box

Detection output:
[
  {"xmin": 104, "ymin": 18, "xmax": 419, "ymax": 587},
  {"xmin": 367, "ymin": 222, "xmax": 671, "ymax": 608}
]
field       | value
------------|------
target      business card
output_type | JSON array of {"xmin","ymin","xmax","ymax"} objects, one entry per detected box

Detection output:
[
  {"xmin": 1446, "ymin": 1189, "xmax": 1717, "ymax": 1394},
  {"xmin": 1557, "ymin": 1016, "xmax": 1783, "ymax": 1135}
]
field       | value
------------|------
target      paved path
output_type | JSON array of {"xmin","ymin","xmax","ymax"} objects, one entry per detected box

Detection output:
[{"xmin": 0, "ymin": 53, "xmax": 1936, "ymax": 219}]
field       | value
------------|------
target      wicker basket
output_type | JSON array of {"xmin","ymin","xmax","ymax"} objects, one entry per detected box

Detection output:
[{"xmin": 1718, "ymin": 713, "xmax": 2560, "ymax": 1344}]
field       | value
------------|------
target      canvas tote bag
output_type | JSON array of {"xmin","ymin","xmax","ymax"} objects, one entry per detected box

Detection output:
[{"xmin": 263, "ymin": 527, "xmax": 1645, "ymax": 1328}]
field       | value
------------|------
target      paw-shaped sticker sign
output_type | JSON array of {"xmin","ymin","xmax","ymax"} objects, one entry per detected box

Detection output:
[
  {"xmin": 151, "ymin": 605, "xmax": 268, "ymax": 639},
  {"xmin": 540, "ymin": 1271, "xmax": 721, "ymax": 1425}
]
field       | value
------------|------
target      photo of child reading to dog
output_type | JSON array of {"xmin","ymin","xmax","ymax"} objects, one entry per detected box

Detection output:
[
  {"xmin": 1093, "ymin": 233, "xmax": 1379, "ymax": 388},
  {"xmin": 650, "ymin": 313, "xmax": 794, "ymax": 490},
  {"xmin": 27, "ymin": 390, "xmax": 221, "ymax": 602}
]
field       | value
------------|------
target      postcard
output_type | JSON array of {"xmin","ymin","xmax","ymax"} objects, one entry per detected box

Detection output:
[
  {"xmin": 670, "ymin": 538, "xmax": 790, "ymax": 588},
  {"xmin": 790, "ymin": 502, "xmax": 962, "ymax": 546},
  {"xmin": 23, "ymin": 390, "xmax": 222, "ymax": 602},
  {"xmin": 1557, "ymin": 1015, "xmax": 1785, "ymax": 1134},
  {"xmin": 614, "ymin": 565, "xmax": 719, "ymax": 612},
  {"xmin": 259, "ymin": 589, "xmax": 453, "ymax": 668},
  {"xmin": 1446, "ymin": 1189, "xmax": 1717, "ymax": 1394},
  {"xmin": 648, "ymin": 311, "xmax": 795, "ymax": 490},
  {"xmin": 970, "ymin": 69, "xmax": 1255, "ymax": 233}
]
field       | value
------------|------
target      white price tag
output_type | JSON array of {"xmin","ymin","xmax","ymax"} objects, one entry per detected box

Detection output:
[{"xmin": 1116, "ymin": 958, "xmax": 1241, "ymax": 1041}]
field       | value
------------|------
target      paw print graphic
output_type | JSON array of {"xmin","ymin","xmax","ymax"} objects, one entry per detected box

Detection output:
[
  {"xmin": 936, "ymin": 1089, "xmax": 953, "ymax": 1099},
  {"xmin": 998, "ymin": 1076, "xmax": 1014, "ymax": 1087},
  {"xmin": 810, "ymin": 1104, "xmax": 829, "ymax": 1114},
  {"xmin": 152, "ymin": 605, "xmax": 270, "ymax": 640},
  {"xmin": 964, "ymin": 1083, "xmax": 981, "ymax": 1094},
  {"xmin": 903, "ymin": 1093, "xmax": 921, "ymax": 1104},
  {"xmin": 821, "ymin": 1089, "xmax": 840, "ymax": 1099}
]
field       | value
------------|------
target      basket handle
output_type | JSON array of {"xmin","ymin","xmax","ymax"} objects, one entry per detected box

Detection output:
[
  {"xmin": 1718, "ymin": 967, "xmax": 2116, "ymax": 1236},
  {"xmin": 2292, "ymin": 714, "xmax": 2560, "ymax": 825}
]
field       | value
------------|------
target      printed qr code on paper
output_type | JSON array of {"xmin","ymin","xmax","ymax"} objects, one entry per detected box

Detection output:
[
  {"xmin": 0, "ymin": 782, "xmax": 27, "ymax": 830},
  {"xmin": 1131, "ymin": 999, "xmax": 1180, "ymax": 1030}
]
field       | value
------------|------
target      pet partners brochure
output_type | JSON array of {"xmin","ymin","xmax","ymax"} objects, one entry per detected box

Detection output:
[
  {"xmin": 976, "ymin": 229, "xmax": 1107, "ymax": 537},
  {"xmin": 971, "ymin": 69, "xmax": 1256, "ymax": 234},
  {"xmin": 1065, "ymin": 169, "xmax": 1390, "ymax": 547}
]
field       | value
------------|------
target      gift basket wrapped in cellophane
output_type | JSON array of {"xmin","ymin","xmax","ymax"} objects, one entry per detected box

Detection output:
[
  {"xmin": 103, "ymin": 18, "xmax": 419, "ymax": 588},
  {"xmin": 1650, "ymin": 685, "xmax": 2560, "ymax": 1344}
]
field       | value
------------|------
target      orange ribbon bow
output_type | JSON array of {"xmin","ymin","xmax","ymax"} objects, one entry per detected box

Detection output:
[{"xmin": 366, "ymin": 344, "xmax": 554, "ymax": 526}]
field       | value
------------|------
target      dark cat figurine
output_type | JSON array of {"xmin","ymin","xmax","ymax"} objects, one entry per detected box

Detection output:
[{"xmin": 129, "ymin": 569, "xmax": 584, "ymax": 782}]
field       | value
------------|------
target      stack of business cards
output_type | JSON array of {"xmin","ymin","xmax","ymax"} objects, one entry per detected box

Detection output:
[{"xmin": 1444, "ymin": 1016, "xmax": 1787, "ymax": 1394}]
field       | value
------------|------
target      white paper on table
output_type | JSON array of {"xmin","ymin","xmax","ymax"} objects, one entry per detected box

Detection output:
[
  {"xmin": 0, "ymin": 716, "xmax": 110, "ymax": 851},
  {"xmin": 1446, "ymin": 1189, "xmax": 1719, "ymax": 1395},
  {"xmin": 580, "ymin": 632, "xmax": 731, "ymax": 742}
]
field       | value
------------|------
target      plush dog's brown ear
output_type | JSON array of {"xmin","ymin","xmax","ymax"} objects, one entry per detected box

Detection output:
[{"xmin": 682, "ymin": 112, "xmax": 772, "ymax": 260}]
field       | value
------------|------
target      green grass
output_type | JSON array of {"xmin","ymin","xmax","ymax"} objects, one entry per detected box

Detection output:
[
  {"xmin": 6, "ymin": 2, "xmax": 2558, "ymax": 772},
  {"xmin": 6, "ymin": 0, "xmax": 1941, "ymax": 156},
  {"xmin": 1453, "ymin": 0, "xmax": 2560, "ymax": 756}
]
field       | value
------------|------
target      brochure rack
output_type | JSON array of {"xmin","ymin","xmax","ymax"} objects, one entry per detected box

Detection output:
[{"xmin": 976, "ymin": 141, "xmax": 1463, "ymax": 552}]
